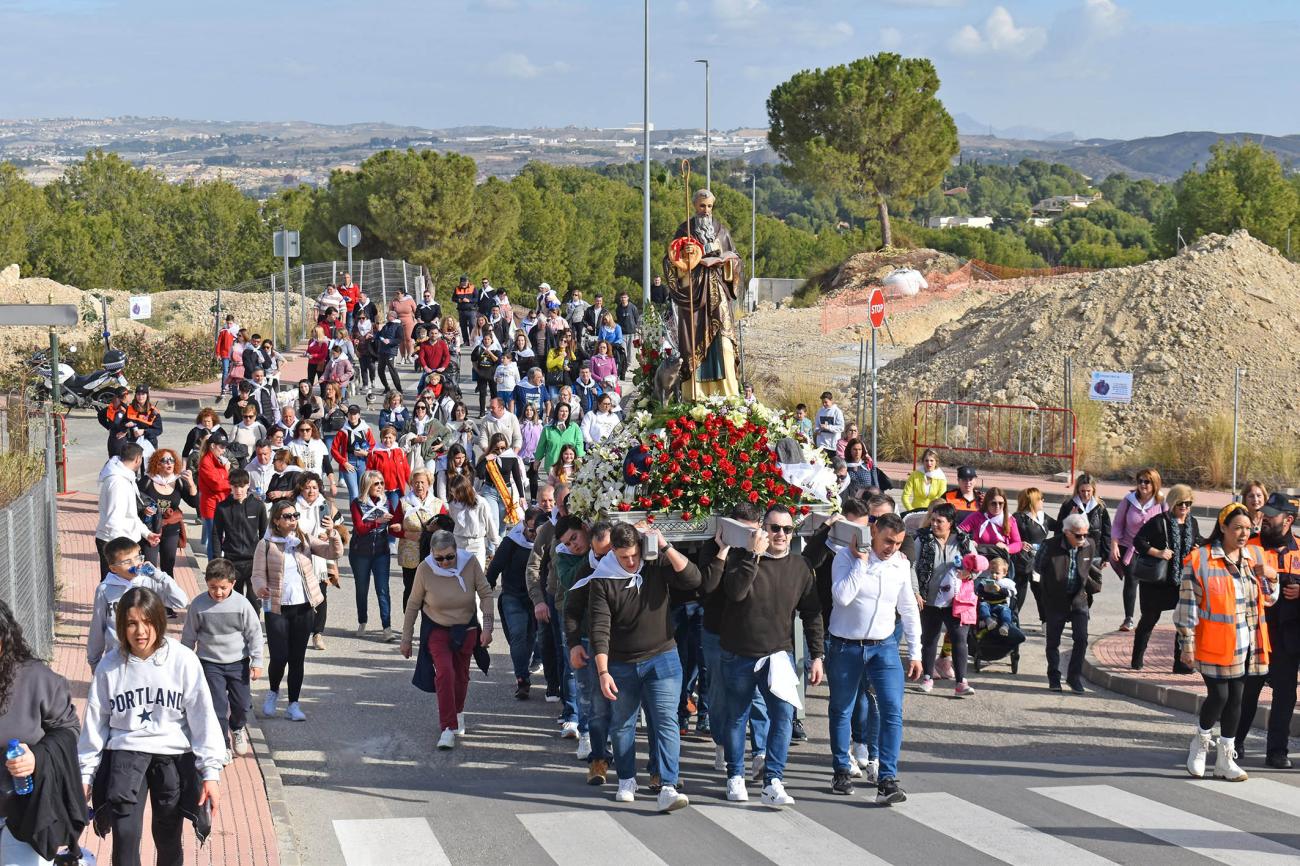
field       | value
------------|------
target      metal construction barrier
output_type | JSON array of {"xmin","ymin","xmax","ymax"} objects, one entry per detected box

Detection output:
[
  {"xmin": 0, "ymin": 481, "xmax": 56, "ymax": 659},
  {"xmin": 913, "ymin": 399, "xmax": 1076, "ymax": 482}
]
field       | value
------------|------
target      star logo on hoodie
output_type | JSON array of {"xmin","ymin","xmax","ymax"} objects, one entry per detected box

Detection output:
[{"xmin": 138, "ymin": 709, "xmax": 153, "ymax": 725}]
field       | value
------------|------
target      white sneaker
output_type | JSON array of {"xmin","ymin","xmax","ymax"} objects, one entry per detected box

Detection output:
[
  {"xmin": 437, "ymin": 728, "xmax": 456, "ymax": 750},
  {"xmin": 750, "ymin": 752, "xmax": 766, "ymax": 783},
  {"xmin": 456, "ymin": 713, "xmax": 466, "ymax": 736},
  {"xmin": 286, "ymin": 702, "xmax": 307, "ymax": 722},
  {"xmin": 356, "ymin": 624, "xmax": 368, "ymax": 637},
  {"xmin": 614, "ymin": 778, "xmax": 637, "ymax": 802},
  {"xmin": 864, "ymin": 758, "xmax": 880, "ymax": 784},
  {"xmin": 560, "ymin": 721, "xmax": 579, "ymax": 739},
  {"xmin": 657, "ymin": 784, "xmax": 689, "ymax": 813},
  {"xmin": 848, "ymin": 760, "xmax": 862, "ymax": 778},
  {"xmin": 1213, "ymin": 738, "xmax": 1248, "ymax": 782},
  {"xmin": 851, "ymin": 742, "xmax": 871, "ymax": 769},
  {"xmin": 1187, "ymin": 726, "xmax": 1214, "ymax": 778},
  {"xmin": 918, "ymin": 676, "xmax": 934, "ymax": 693},
  {"xmin": 726, "ymin": 776, "xmax": 748, "ymax": 801},
  {"xmin": 222, "ymin": 749, "xmax": 233, "ymax": 766},
  {"xmin": 262, "ymin": 691, "xmax": 279, "ymax": 717},
  {"xmin": 761, "ymin": 779, "xmax": 795, "ymax": 807},
  {"xmin": 381, "ymin": 628, "xmax": 398, "ymax": 643},
  {"xmin": 231, "ymin": 727, "xmax": 251, "ymax": 756},
  {"xmin": 714, "ymin": 744, "xmax": 726, "ymax": 772},
  {"xmin": 576, "ymin": 733, "xmax": 592, "ymax": 761}
]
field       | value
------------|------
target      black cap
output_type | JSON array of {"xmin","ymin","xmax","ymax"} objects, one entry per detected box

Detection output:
[
  {"xmin": 207, "ymin": 429, "xmax": 229, "ymax": 446},
  {"xmin": 957, "ymin": 466, "xmax": 978, "ymax": 481},
  {"xmin": 1261, "ymin": 493, "xmax": 1299, "ymax": 517},
  {"xmin": 114, "ymin": 386, "xmax": 129, "ymax": 397},
  {"xmin": 134, "ymin": 384, "xmax": 149, "ymax": 394},
  {"xmin": 347, "ymin": 404, "xmax": 362, "ymax": 415}
]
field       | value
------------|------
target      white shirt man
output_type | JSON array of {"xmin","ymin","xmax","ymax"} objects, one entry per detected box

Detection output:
[
  {"xmin": 94, "ymin": 443, "xmax": 160, "ymax": 574},
  {"xmin": 825, "ymin": 512, "xmax": 921, "ymax": 806},
  {"xmin": 476, "ymin": 398, "xmax": 523, "ymax": 454}
]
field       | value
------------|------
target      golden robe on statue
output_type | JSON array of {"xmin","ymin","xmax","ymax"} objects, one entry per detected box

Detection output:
[{"xmin": 664, "ymin": 198, "xmax": 742, "ymax": 400}]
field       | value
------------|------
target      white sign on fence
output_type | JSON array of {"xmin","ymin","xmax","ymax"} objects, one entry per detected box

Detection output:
[
  {"xmin": 1089, "ymin": 371, "xmax": 1132, "ymax": 403},
  {"xmin": 128, "ymin": 295, "xmax": 152, "ymax": 321}
]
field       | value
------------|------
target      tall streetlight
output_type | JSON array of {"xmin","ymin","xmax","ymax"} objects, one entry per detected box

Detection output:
[
  {"xmin": 642, "ymin": 0, "xmax": 652, "ymax": 307},
  {"xmin": 695, "ymin": 58, "xmax": 710, "ymax": 191},
  {"xmin": 750, "ymin": 172, "xmax": 757, "ymax": 282}
]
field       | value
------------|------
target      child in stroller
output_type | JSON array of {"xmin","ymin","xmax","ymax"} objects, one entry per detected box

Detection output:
[{"xmin": 977, "ymin": 557, "xmax": 1020, "ymax": 638}]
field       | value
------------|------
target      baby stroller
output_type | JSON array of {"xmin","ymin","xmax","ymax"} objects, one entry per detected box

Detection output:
[{"xmin": 968, "ymin": 577, "xmax": 1025, "ymax": 674}]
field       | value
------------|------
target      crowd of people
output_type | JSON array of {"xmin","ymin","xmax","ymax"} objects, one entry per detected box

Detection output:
[{"xmin": 7, "ymin": 273, "xmax": 1296, "ymax": 862}]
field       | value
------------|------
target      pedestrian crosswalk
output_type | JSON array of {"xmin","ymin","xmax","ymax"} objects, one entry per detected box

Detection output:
[{"xmin": 330, "ymin": 776, "xmax": 1300, "ymax": 865}]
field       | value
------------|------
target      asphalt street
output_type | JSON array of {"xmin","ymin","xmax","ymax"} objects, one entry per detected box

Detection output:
[{"xmin": 60, "ymin": 386, "xmax": 1300, "ymax": 866}]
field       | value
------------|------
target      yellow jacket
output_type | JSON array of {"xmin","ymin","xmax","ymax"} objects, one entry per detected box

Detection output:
[{"xmin": 902, "ymin": 470, "xmax": 947, "ymax": 512}]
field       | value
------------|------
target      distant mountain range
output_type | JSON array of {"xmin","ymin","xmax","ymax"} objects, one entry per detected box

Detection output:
[{"xmin": 953, "ymin": 113, "xmax": 1078, "ymax": 142}]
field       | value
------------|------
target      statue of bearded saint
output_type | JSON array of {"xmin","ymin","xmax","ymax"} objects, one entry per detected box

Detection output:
[{"xmin": 664, "ymin": 189, "xmax": 743, "ymax": 400}]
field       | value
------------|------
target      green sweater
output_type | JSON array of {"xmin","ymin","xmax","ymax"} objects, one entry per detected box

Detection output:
[{"xmin": 536, "ymin": 422, "xmax": 584, "ymax": 471}]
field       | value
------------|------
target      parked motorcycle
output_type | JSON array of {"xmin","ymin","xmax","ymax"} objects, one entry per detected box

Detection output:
[{"xmin": 28, "ymin": 347, "xmax": 128, "ymax": 410}]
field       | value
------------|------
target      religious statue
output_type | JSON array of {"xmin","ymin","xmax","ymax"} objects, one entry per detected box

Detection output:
[{"xmin": 664, "ymin": 186, "xmax": 743, "ymax": 399}]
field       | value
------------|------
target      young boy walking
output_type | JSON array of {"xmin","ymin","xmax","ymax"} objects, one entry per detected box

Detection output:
[
  {"xmin": 87, "ymin": 535, "xmax": 190, "ymax": 669},
  {"xmin": 181, "ymin": 558, "xmax": 264, "ymax": 763}
]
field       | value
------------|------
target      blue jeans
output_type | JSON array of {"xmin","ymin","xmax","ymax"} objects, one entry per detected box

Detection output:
[
  {"xmin": 498, "ymin": 591, "xmax": 536, "ymax": 683},
  {"xmin": 340, "ymin": 457, "xmax": 366, "ymax": 501},
  {"xmin": 826, "ymin": 634, "xmax": 905, "ymax": 779},
  {"xmin": 203, "ymin": 516, "xmax": 215, "ymax": 560},
  {"xmin": 979, "ymin": 601, "xmax": 1014, "ymax": 628},
  {"xmin": 349, "ymin": 549, "xmax": 392, "ymax": 628},
  {"xmin": 220, "ymin": 357, "xmax": 231, "ymax": 393},
  {"xmin": 609, "ymin": 649, "xmax": 682, "ymax": 784},
  {"xmin": 722, "ymin": 651, "xmax": 795, "ymax": 783},
  {"xmin": 852, "ymin": 685, "xmax": 879, "ymax": 756},
  {"xmin": 548, "ymin": 594, "xmax": 577, "ymax": 723},
  {"xmin": 386, "ymin": 490, "xmax": 400, "ymax": 514},
  {"xmin": 701, "ymin": 629, "xmax": 768, "ymax": 753},
  {"xmin": 674, "ymin": 602, "xmax": 707, "ymax": 723},
  {"xmin": 575, "ymin": 638, "xmax": 612, "ymax": 761}
]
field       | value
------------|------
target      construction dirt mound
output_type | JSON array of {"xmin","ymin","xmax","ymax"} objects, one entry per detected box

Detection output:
[
  {"xmin": 824, "ymin": 247, "xmax": 964, "ymax": 296},
  {"xmin": 880, "ymin": 230, "xmax": 1300, "ymax": 451},
  {"xmin": 0, "ymin": 263, "xmax": 305, "ymax": 371}
]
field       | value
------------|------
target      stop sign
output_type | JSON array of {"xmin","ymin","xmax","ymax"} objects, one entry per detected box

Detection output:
[{"xmin": 868, "ymin": 287, "xmax": 886, "ymax": 329}]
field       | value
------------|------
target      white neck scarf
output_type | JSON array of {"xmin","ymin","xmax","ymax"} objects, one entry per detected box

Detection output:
[
  {"xmin": 268, "ymin": 533, "xmax": 300, "ymax": 553},
  {"xmin": 149, "ymin": 472, "xmax": 177, "ymax": 487},
  {"xmin": 1073, "ymin": 495, "xmax": 1098, "ymax": 514},
  {"xmin": 569, "ymin": 552, "xmax": 642, "ymax": 593},
  {"xmin": 925, "ymin": 468, "xmax": 945, "ymax": 481},
  {"xmin": 424, "ymin": 549, "xmax": 474, "ymax": 591},
  {"xmin": 505, "ymin": 523, "xmax": 535, "ymax": 550},
  {"xmin": 402, "ymin": 489, "xmax": 440, "ymax": 515}
]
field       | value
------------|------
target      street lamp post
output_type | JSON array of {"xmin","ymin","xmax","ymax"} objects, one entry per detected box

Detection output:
[
  {"xmin": 695, "ymin": 58, "xmax": 710, "ymax": 191},
  {"xmin": 642, "ymin": 0, "xmax": 652, "ymax": 308},
  {"xmin": 750, "ymin": 172, "xmax": 756, "ymax": 282}
]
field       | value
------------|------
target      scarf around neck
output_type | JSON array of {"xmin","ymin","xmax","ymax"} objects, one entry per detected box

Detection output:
[
  {"xmin": 569, "ymin": 552, "xmax": 643, "ymax": 593},
  {"xmin": 423, "ymin": 548, "xmax": 475, "ymax": 591}
]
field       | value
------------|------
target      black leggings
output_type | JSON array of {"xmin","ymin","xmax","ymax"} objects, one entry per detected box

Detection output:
[
  {"xmin": 1200, "ymin": 674, "xmax": 1246, "ymax": 735},
  {"xmin": 267, "ymin": 602, "xmax": 313, "ymax": 703},
  {"xmin": 358, "ymin": 356, "xmax": 376, "ymax": 389},
  {"xmin": 402, "ymin": 566, "xmax": 418, "ymax": 612},
  {"xmin": 920, "ymin": 605, "xmax": 968, "ymax": 682},
  {"xmin": 110, "ymin": 757, "xmax": 185, "ymax": 866},
  {"xmin": 377, "ymin": 357, "xmax": 403, "ymax": 393},
  {"xmin": 473, "ymin": 376, "xmax": 491, "ymax": 414},
  {"xmin": 142, "ymin": 525, "xmax": 183, "ymax": 576},
  {"xmin": 1119, "ymin": 550, "xmax": 1138, "ymax": 619},
  {"xmin": 312, "ymin": 581, "xmax": 328, "ymax": 635}
]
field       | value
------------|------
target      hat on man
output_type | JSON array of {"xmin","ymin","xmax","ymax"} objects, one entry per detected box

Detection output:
[
  {"xmin": 1261, "ymin": 493, "xmax": 1299, "ymax": 518},
  {"xmin": 957, "ymin": 466, "xmax": 978, "ymax": 482},
  {"xmin": 347, "ymin": 404, "xmax": 362, "ymax": 416},
  {"xmin": 135, "ymin": 384, "xmax": 149, "ymax": 394},
  {"xmin": 538, "ymin": 282, "xmax": 551, "ymax": 291},
  {"xmin": 207, "ymin": 428, "xmax": 230, "ymax": 446}
]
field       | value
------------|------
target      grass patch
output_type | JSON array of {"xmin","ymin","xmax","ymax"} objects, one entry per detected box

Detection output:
[
  {"xmin": 1137, "ymin": 411, "xmax": 1299, "ymax": 489},
  {"xmin": 0, "ymin": 451, "xmax": 44, "ymax": 510}
]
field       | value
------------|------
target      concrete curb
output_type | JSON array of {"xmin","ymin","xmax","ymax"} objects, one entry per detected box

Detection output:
[
  {"xmin": 248, "ymin": 720, "xmax": 301, "ymax": 866},
  {"xmin": 1083, "ymin": 633, "xmax": 1300, "ymax": 737}
]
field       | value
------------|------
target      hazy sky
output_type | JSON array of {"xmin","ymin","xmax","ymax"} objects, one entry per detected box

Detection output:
[{"xmin": 2, "ymin": 0, "xmax": 1296, "ymax": 139}]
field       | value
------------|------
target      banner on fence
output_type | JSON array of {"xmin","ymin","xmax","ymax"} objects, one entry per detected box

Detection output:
[{"xmin": 1089, "ymin": 371, "xmax": 1132, "ymax": 403}]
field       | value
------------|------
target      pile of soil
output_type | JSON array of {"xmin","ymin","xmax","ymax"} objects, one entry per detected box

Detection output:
[{"xmin": 823, "ymin": 247, "xmax": 964, "ymax": 297}]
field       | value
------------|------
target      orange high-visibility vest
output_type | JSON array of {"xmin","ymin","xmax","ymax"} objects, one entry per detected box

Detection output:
[{"xmin": 1186, "ymin": 545, "xmax": 1271, "ymax": 666}]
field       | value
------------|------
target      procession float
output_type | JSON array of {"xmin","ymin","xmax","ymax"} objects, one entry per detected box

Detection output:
[{"xmin": 567, "ymin": 164, "xmax": 837, "ymax": 539}]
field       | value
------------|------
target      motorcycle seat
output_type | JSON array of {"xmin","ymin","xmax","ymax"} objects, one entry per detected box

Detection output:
[{"xmin": 70, "ymin": 372, "xmax": 104, "ymax": 390}]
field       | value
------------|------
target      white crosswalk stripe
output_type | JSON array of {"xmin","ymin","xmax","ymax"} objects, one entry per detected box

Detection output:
[
  {"xmin": 693, "ymin": 803, "xmax": 892, "ymax": 866},
  {"xmin": 1031, "ymin": 784, "xmax": 1300, "ymax": 866},
  {"xmin": 901, "ymin": 792, "xmax": 1117, "ymax": 864},
  {"xmin": 333, "ymin": 817, "xmax": 451, "ymax": 866},
  {"xmin": 1197, "ymin": 776, "xmax": 1300, "ymax": 819},
  {"xmin": 518, "ymin": 811, "xmax": 671, "ymax": 866}
]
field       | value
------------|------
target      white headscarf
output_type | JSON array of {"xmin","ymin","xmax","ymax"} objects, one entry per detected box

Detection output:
[
  {"xmin": 505, "ymin": 523, "xmax": 534, "ymax": 550},
  {"xmin": 569, "ymin": 551, "xmax": 642, "ymax": 593},
  {"xmin": 423, "ymin": 548, "xmax": 475, "ymax": 592}
]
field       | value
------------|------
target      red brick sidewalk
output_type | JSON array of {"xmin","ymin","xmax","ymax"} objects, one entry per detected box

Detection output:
[
  {"xmin": 1086, "ymin": 624, "xmax": 1300, "ymax": 738},
  {"xmin": 54, "ymin": 491, "xmax": 280, "ymax": 865}
]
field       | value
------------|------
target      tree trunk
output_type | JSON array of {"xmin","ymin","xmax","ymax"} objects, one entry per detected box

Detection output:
[{"xmin": 877, "ymin": 197, "xmax": 892, "ymax": 249}]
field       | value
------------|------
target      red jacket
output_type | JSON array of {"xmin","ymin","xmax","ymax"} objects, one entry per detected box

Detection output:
[
  {"xmin": 366, "ymin": 447, "xmax": 410, "ymax": 494},
  {"xmin": 198, "ymin": 451, "xmax": 232, "ymax": 519},
  {"xmin": 417, "ymin": 340, "xmax": 450, "ymax": 372},
  {"xmin": 215, "ymin": 329, "xmax": 234, "ymax": 360},
  {"xmin": 306, "ymin": 339, "xmax": 330, "ymax": 367},
  {"xmin": 330, "ymin": 426, "xmax": 375, "ymax": 466},
  {"xmin": 388, "ymin": 499, "xmax": 447, "ymax": 538},
  {"xmin": 339, "ymin": 283, "xmax": 360, "ymax": 313}
]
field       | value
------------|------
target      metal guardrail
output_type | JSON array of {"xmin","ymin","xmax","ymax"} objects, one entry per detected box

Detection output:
[
  {"xmin": 0, "ymin": 478, "xmax": 56, "ymax": 660},
  {"xmin": 913, "ymin": 398, "xmax": 1077, "ymax": 482}
]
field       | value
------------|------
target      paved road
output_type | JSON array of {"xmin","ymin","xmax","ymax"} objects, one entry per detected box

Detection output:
[{"xmin": 60, "ymin": 380, "xmax": 1300, "ymax": 866}]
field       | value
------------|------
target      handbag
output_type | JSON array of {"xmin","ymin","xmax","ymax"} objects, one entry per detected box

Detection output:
[{"xmin": 1129, "ymin": 518, "xmax": 1170, "ymax": 584}]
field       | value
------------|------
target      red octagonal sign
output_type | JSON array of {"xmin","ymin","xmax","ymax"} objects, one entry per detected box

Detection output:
[{"xmin": 868, "ymin": 287, "xmax": 886, "ymax": 329}]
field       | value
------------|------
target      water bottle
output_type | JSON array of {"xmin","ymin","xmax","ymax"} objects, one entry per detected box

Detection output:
[
  {"xmin": 6, "ymin": 739, "xmax": 32, "ymax": 795},
  {"xmin": 130, "ymin": 562, "xmax": 157, "ymax": 579}
]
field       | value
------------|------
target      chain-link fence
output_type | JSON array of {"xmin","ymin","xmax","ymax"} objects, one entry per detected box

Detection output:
[
  {"xmin": 0, "ymin": 392, "xmax": 55, "ymax": 659},
  {"xmin": 213, "ymin": 259, "xmax": 427, "ymax": 344}
]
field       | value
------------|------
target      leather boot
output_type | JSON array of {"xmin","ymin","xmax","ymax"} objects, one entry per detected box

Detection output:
[
  {"xmin": 1130, "ymin": 630, "xmax": 1149, "ymax": 670},
  {"xmin": 1187, "ymin": 726, "xmax": 1214, "ymax": 777},
  {"xmin": 1214, "ymin": 737, "xmax": 1248, "ymax": 782}
]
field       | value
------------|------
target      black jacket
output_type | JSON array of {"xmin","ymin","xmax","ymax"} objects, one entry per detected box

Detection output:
[
  {"xmin": 92, "ymin": 750, "xmax": 209, "ymax": 845},
  {"xmin": 1035, "ymin": 535, "xmax": 1104, "ymax": 614},
  {"xmin": 1056, "ymin": 499, "xmax": 1112, "ymax": 560},
  {"xmin": 3, "ymin": 727, "xmax": 85, "ymax": 859},
  {"xmin": 722, "ymin": 549, "xmax": 824, "ymax": 659},
  {"xmin": 213, "ymin": 495, "xmax": 267, "ymax": 562},
  {"xmin": 487, "ymin": 536, "xmax": 534, "ymax": 596}
]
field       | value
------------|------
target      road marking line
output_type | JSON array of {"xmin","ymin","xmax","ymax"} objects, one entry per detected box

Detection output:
[
  {"xmin": 1196, "ymin": 777, "xmax": 1300, "ymax": 819},
  {"xmin": 902, "ymin": 792, "xmax": 1116, "ymax": 864},
  {"xmin": 1031, "ymin": 784, "xmax": 1300, "ymax": 865},
  {"xmin": 694, "ymin": 803, "xmax": 891, "ymax": 865},
  {"xmin": 333, "ymin": 817, "xmax": 451, "ymax": 866},
  {"xmin": 518, "ymin": 811, "xmax": 670, "ymax": 866}
]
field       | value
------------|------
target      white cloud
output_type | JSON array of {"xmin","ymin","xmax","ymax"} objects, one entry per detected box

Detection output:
[
  {"xmin": 793, "ymin": 19, "xmax": 854, "ymax": 48},
  {"xmin": 712, "ymin": 0, "xmax": 764, "ymax": 15},
  {"xmin": 496, "ymin": 52, "xmax": 567, "ymax": 80},
  {"xmin": 948, "ymin": 6, "xmax": 1046, "ymax": 58},
  {"xmin": 1083, "ymin": 0, "xmax": 1125, "ymax": 34},
  {"xmin": 880, "ymin": 26, "xmax": 904, "ymax": 50}
]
